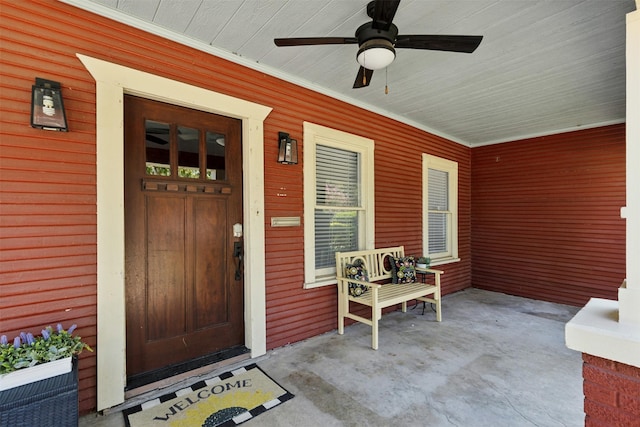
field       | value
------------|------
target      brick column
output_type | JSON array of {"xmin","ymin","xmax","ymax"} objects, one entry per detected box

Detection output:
[{"xmin": 582, "ymin": 354, "xmax": 640, "ymax": 427}]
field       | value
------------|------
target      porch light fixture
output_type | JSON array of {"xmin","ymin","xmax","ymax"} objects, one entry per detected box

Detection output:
[
  {"xmin": 356, "ymin": 39, "xmax": 395, "ymax": 70},
  {"xmin": 278, "ymin": 132, "xmax": 298, "ymax": 165},
  {"xmin": 31, "ymin": 78, "xmax": 68, "ymax": 132}
]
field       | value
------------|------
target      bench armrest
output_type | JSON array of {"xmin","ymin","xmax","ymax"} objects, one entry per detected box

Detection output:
[
  {"xmin": 336, "ymin": 277, "xmax": 381, "ymax": 289},
  {"xmin": 416, "ymin": 267, "xmax": 444, "ymax": 275}
]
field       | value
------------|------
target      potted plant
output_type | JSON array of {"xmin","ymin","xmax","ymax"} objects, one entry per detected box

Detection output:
[
  {"xmin": 0, "ymin": 324, "xmax": 92, "ymax": 426},
  {"xmin": 1, "ymin": 324, "xmax": 92, "ymax": 388},
  {"xmin": 416, "ymin": 256, "xmax": 431, "ymax": 269}
]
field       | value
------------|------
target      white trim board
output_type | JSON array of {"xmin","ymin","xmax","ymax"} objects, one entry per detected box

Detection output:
[{"xmin": 78, "ymin": 54, "xmax": 271, "ymax": 411}]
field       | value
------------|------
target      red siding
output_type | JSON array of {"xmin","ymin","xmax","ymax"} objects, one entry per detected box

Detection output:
[
  {"xmin": 471, "ymin": 125, "xmax": 626, "ymax": 305},
  {"xmin": 1, "ymin": 0, "xmax": 471, "ymax": 412},
  {"xmin": 1, "ymin": 0, "xmax": 100, "ymax": 413}
]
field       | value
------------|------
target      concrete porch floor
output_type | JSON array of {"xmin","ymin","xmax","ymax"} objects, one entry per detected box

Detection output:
[{"xmin": 80, "ymin": 288, "xmax": 584, "ymax": 426}]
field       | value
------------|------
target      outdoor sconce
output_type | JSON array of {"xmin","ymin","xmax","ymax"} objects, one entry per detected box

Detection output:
[
  {"xmin": 278, "ymin": 132, "xmax": 298, "ymax": 164},
  {"xmin": 31, "ymin": 78, "xmax": 68, "ymax": 131}
]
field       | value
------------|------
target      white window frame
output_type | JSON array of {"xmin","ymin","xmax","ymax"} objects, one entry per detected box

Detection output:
[
  {"xmin": 422, "ymin": 154, "xmax": 459, "ymax": 265},
  {"xmin": 303, "ymin": 122, "xmax": 375, "ymax": 288}
]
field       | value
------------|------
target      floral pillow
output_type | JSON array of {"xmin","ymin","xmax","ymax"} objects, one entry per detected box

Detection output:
[
  {"xmin": 391, "ymin": 256, "xmax": 417, "ymax": 284},
  {"xmin": 345, "ymin": 261, "xmax": 369, "ymax": 297}
]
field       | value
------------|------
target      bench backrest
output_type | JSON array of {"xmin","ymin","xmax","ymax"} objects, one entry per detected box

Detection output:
[{"xmin": 335, "ymin": 246, "xmax": 405, "ymax": 282}]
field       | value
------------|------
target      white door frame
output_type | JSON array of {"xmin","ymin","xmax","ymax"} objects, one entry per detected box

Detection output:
[{"xmin": 78, "ymin": 54, "xmax": 271, "ymax": 410}]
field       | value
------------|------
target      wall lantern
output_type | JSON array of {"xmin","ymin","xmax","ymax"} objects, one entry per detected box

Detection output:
[
  {"xmin": 31, "ymin": 78, "xmax": 68, "ymax": 132},
  {"xmin": 278, "ymin": 132, "xmax": 298, "ymax": 165}
]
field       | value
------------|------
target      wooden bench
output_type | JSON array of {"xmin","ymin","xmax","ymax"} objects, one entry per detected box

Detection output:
[{"xmin": 335, "ymin": 246, "xmax": 443, "ymax": 350}]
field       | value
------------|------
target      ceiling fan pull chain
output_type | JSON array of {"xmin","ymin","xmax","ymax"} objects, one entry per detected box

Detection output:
[{"xmin": 385, "ymin": 67, "xmax": 389, "ymax": 94}]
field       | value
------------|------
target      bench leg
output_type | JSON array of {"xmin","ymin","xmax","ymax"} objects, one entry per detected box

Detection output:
[
  {"xmin": 371, "ymin": 290, "xmax": 380, "ymax": 350},
  {"xmin": 372, "ymin": 308, "xmax": 379, "ymax": 350},
  {"xmin": 401, "ymin": 301, "xmax": 407, "ymax": 313},
  {"xmin": 338, "ymin": 285, "xmax": 345, "ymax": 335},
  {"xmin": 435, "ymin": 274, "xmax": 442, "ymax": 322}
]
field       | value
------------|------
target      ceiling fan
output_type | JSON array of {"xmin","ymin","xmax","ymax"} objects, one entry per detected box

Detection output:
[{"xmin": 274, "ymin": 0, "xmax": 483, "ymax": 88}]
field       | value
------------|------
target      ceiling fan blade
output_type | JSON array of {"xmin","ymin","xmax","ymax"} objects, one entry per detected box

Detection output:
[
  {"xmin": 353, "ymin": 67, "xmax": 374, "ymax": 89},
  {"xmin": 274, "ymin": 37, "xmax": 358, "ymax": 47},
  {"xmin": 371, "ymin": 0, "xmax": 401, "ymax": 31},
  {"xmin": 395, "ymin": 35, "xmax": 483, "ymax": 53}
]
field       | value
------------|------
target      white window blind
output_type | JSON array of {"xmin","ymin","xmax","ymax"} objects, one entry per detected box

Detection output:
[
  {"xmin": 428, "ymin": 168, "xmax": 449, "ymax": 254},
  {"xmin": 315, "ymin": 145, "xmax": 360, "ymax": 269}
]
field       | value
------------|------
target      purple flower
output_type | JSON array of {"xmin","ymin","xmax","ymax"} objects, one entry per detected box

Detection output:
[
  {"xmin": 1, "ymin": 335, "xmax": 7, "ymax": 345},
  {"xmin": 13, "ymin": 336, "xmax": 21, "ymax": 349},
  {"xmin": 68, "ymin": 324, "xmax": 77, "ymax": 335},
  {"xmin": 41, "ymin": 329, "xmax": 50, "ymax": 340},
  {"xmin": 26, "ymin": 333, "xmax": 35, "ymax": 345},
  {"xmin": 20, "ymin": 332, "xmax": 27, "ymax": 342},
  {"xmin": 57, "ymin": 323, "xmax": 64, "ymax": 333}
]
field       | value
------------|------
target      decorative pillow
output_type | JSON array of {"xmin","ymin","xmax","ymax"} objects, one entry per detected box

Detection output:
[
  {"xmin": 345, "ymin": 261, "xmax": 369, "ymax": 297},
  {"xmin": 390, "ymin": 256, "xmax": 417, "ymax": 284}
]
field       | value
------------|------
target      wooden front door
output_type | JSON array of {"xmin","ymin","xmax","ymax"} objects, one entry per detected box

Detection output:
[{"xmin": 124, "ymin": 95, "xmax": 244, "ymax": 378}]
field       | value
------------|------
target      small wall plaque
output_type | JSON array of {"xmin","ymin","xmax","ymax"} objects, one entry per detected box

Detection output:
[{"xmin": 271, "ymin": 217, "xmax": 301, "ymax": 227}]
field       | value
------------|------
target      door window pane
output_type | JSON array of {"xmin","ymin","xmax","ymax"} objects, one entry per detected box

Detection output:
[
  {"xmin": 206, "ymin": 132, "xmax": 226, "ymax": 180},
  {"xmin": 145, "ymin": 120, "xmax": 171, "ymax": 176},
  {"xmin": 178, "ymin": 126, "xmax": 200, "ymax": 179}
]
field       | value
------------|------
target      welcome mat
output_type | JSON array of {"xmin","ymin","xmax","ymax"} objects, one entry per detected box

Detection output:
[{"xmin": 123, "ymin": 364, "xmax": 294, "ymax": 427}]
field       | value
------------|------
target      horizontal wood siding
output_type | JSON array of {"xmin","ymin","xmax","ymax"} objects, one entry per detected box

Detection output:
[
  {"xmin": 1, "ymin": 0, "xmax": 471, "ymax": 411},
  {"xmin": 1, "ymin": 0, "xmax": 99, "ymax": 413},
  {"xmin": 471, "ymin": 125, "xmax": 626, "ymax": 305}
]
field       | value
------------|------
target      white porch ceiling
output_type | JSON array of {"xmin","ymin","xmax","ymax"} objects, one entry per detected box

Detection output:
[{"xmin": 68, "ymin": 0, "xmax": 635, "ymax": 147}]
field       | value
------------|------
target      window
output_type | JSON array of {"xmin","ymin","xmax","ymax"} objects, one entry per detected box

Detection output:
[
  {"xmin": 422, "ymin": 154, "xmax": 458, "ymax": 263},
  {"xmin": 144, "ymin": 119, "xmax": 226, "ymax": 180},
  {"xmin": 304, "ymin": 122, "xmax": 374, "ymax": 288}
]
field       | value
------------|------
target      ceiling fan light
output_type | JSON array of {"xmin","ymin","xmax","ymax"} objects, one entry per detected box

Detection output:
[{"xmin": 356, "ymin": 39, "xmax": 395, "ymax": 70}]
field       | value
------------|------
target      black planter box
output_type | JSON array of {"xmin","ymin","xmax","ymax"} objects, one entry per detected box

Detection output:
[{"xmin": 0, "ymin": 358, "xmax": 78, "ymax": 427}]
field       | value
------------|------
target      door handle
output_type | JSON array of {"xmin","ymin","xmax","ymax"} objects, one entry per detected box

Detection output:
[{"xmin": 233, "ymin": 241, "xmax": 243, "ymax": 281}]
